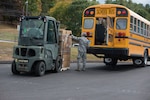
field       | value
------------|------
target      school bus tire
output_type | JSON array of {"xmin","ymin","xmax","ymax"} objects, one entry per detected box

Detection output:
[
  {"xmin": 143, "ymin": 50, "xmax": 148, "ymax": 66},
  {"xmin": 104, "ymin": 58, "xmax": 118, "ymax": 66},
  {"xmin": 133, "ymin": 58, "xmax": 143, "ymax": 67},
  {"xmin": 133, "ymin": 51, "xmax": 148, "ymax": 67}
]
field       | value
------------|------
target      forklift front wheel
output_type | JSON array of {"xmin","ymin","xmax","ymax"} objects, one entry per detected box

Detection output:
[
  {"xmin": 54, "ymin": 56, "xmax": 62, "ymax": 73},
  {"xmin": 11, "ymin": 60, "xmax": 20, "ymax": 75},
  {"xmin": 35, "ymin": 61, "xmax": 46, "ymax": 76}
]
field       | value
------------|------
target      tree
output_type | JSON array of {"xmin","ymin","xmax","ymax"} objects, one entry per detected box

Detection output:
[
  {"xmin": 41, "ymin": 0, "xmax": 56, "ymax": 15},
  {"xmin": 105, "ymin": 0, "xmax": 113, "ymax": 4},
  {"xmin": 105, "ymin": 0, "xmax": 150, "ymax": 21},
  {"xmin": 25, "ymin": 0, "xmax": 42, "ymax": 16},
  {"xmin": 145, "ymin": 4, "xmax": 150, "ymax": 14},
  {"xmin": 49, "ymin": 0, "xmax": 72, "ymax": 27},
  {"xmin": 62, "ymin": 0, "xmax": 98, "ymax": 36},
  {"xmin": 0, "ymin": 0, "xmax": 22, "ymax": 23}
]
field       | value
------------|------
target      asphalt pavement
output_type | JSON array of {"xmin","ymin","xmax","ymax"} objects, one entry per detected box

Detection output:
[{"xmin": 1, "ymin": 62, "xmax": 150, "ymax": 100}]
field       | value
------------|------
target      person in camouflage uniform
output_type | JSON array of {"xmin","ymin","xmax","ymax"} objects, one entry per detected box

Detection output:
[{"xmin": 70, "ymin": 33, "xmax": 90, "ymax": 71}]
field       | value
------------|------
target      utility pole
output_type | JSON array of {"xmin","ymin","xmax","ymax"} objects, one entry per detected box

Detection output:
[{"xmin": 25, "ymin": 0, "xmax": 28, "ymax": 16}]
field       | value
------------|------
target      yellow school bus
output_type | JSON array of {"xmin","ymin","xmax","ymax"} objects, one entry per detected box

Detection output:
[{"xmin": 82, "ymin": 4, "xmax": 150, "ymax": 67}]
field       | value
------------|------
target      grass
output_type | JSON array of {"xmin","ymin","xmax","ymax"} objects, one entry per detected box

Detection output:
[
  {"xmin": 0, "ymin": 42, "xmax": 17, "ymax": 61},
  {"xmin": 71, "ymin": 47, "xmax": 101, "ymax": 61},
  {"xmin": 0, "ymin": 29, "xmax": 18, "ymax": 41},
  {"xmin": 0, "ymin": 24, "xmax": 18, "ymax": 61},
  {"xmin": 0, "ymin": 23, "xmax": 18, "ymax": 41}
]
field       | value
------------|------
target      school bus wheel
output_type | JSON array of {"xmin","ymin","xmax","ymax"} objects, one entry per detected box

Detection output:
[
  {"xmin": 132, "ymin": 58, "xmax": 143, "ymax": 67},
  {"xmin": 143, "ymin": 50, "xmax": 148, "ymax": 66},
  {"xmin": 132, "ymin": 51, "xmax": 148, "ymax": 67},
  {"xmin": 104, "ymin": 57, "xmax": 118, "ymax": 66}
]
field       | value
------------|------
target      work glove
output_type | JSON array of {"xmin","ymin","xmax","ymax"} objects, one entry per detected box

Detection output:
[{"xmin": 69, "ymin": 34, "xmax": 72, "ymax": 36}]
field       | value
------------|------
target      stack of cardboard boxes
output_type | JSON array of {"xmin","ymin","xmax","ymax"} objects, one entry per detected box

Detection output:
[{"xmin": 59, "ymin": 29, "xmax": 72, "ymax": 71}]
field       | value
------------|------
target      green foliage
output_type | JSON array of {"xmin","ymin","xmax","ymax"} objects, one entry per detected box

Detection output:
[
  {"xmin": 41, "ymin": 0, "xmax": 56, "ymax": 15},
  {"xmin": 49, "ymin": 0, "xmax": 98, "ymax": 36},
  {"xmin": 105, "ymin": 0, "xmax": 113, "ymax": 4},
  {"xmin": 49, "ymin": 0, "xmax": 72, "ymax": 27},
  {"xmin": 1, "ymin": 0, "xmax": 150, "ymax": 35},
  {"xmin": 28, "ymin": 0, "xmax": 41, "ymax": 16},
  {"xmin": 62, "ymin": 0, "xmax": 98, "ymax": 36},
  {"xmin": 105, "ymin": 0, "xmax": 150, "ymax": 21}
]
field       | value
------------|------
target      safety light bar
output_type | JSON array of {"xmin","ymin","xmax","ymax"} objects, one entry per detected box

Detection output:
[
  {"xmin": 84, "ymin": 8, "xmax": 95, "ymax": 17},
  {"xmin": 116, "ymin": 8, "xmax": 128, "ymax": 17}
]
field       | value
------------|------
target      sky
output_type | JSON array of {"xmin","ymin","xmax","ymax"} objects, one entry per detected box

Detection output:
[{"xmin": 97, "ymin": 0, "xmax": 150, "ymax": 5}]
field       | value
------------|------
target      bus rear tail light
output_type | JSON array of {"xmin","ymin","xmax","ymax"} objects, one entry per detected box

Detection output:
[
  {"xmin": 116, "ymin": 32, "xmax": 126, "ymax": 41},
  {"xmin": 117, "ymin": 32, "xmax": 126, "ymax": 37},
  {"xmin": 82, "ymin": 32, "xmax": 92, "ymax": 37}
]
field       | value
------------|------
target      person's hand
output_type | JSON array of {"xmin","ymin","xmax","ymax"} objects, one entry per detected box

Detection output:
[{"xmin": 69, "ymin": 34, "xmax": 72, "ymax": 36}]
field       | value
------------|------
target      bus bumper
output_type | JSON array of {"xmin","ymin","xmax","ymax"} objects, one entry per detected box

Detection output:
[{"xmin": 87, "ymin": 47, "xmax": 129, "ymax": 57}]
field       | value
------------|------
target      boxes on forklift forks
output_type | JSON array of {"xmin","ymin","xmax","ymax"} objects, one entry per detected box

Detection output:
[{"xmin": 59, "ymin": 29, "xmax": 72, "ymax": 71}]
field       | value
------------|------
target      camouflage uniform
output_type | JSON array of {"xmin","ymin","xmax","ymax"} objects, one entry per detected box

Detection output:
[{"xmin": 71, "ymin": 34, "xmax": 89, "ymax": 71}]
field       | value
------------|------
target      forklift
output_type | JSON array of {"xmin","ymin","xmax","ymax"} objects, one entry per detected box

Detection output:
[{"xmin": 11, "ymin": 16, "xmax": 62, "ymax": 76}]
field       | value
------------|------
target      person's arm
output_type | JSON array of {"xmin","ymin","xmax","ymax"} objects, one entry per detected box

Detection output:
[
  {"xmin": 84, "ymin": 38, "xmax": 90, "ymax": 47},
  {"xmin": 87, "ymin": 40, "xmax": 90, "ymax": 47},
  {"xmin": 70, "ymin": 34, "xmax": 80, "ymax": 42}
]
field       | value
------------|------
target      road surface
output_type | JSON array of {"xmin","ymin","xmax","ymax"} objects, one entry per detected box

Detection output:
[{"xmin": 0, "ymin": 62, "xmax": 150, "ymax": 100}]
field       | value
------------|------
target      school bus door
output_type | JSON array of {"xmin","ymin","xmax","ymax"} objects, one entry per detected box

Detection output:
[{"xmin": 107, "ymin": 16, "xmax": 114, "ymax": 47}]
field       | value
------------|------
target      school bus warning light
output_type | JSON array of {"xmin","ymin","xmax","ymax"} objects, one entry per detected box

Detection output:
[
  {"xmin": 84, "ymin": 8, "xmax": 95, "ymax": 17},
  {"xmin": 117, "ymin": 10, "xmax": 127, "ymax": 15},
  {"xmin": 116, "ymin": 8, "xmax": 128, "ymax": 16}
]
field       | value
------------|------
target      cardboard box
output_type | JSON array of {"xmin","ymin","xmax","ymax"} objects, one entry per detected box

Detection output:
[{"xmin": 59, "ymin": 29, "xmax": 72, "ymax": 71}]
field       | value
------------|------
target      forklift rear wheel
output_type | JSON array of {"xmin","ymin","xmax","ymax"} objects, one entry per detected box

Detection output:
[{"xmin": 35, "ymin": 61, "xmax": 46, "ymax": 76}]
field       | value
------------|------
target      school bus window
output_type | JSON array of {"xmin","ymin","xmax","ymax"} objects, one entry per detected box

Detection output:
[
  {"xmin": 144, "ymin": 23, "xmax": 146, "ymax": 36},
  {"xmin": 130, "ymin": 16, "xmax": 133, "ymax": 31},
  {"xmin": 116, "ymin": 18, "xmax": 127, "ymax": 29},
  {"xmin": 141, "ymin": 22, "xmax": 143, "ymax": 34},
  {"xmin": 148, "ymin": 26, "xmax": 150, "ymax": 36},
  {"xmin": 84, "ymin": 18, "xmax": 94, "ymax": 29},
  {"xmin": 130, "ymin": 24, "xmax": 133, "ymax": 31},
  {"xmin": 130, "ymin": 16, "xmax": 133, "ymax": 23},
  {"xmin": 134, "ymin": 18, "xmax": 137, "ymax": 32},
  {"xmin": 138, "ymin": 19, "xmax": 140, "ymax": 34},
  {"xmin": 147, "ymin": 25, "xmax": 149, "ymax": 36}
]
